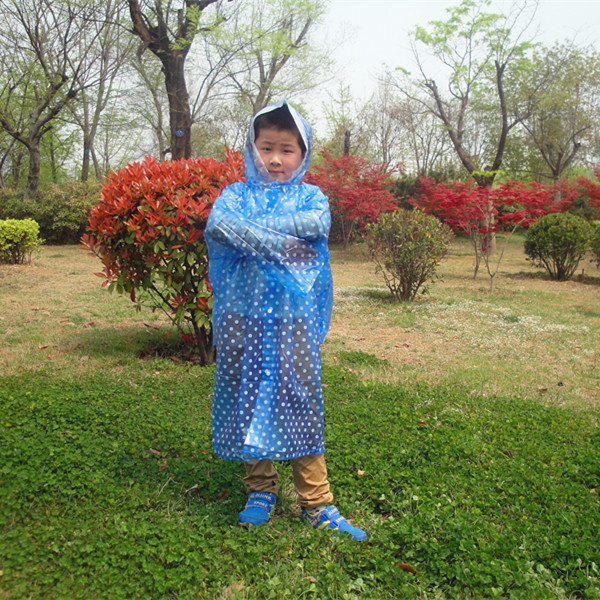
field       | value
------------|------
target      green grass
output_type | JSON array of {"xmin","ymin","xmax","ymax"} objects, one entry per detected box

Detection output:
[
  {"xmin": 1, "ymin": 366, "xmax": 599, "ymax": 599},
  {"xmin": 1, "ymin": 244, "xmax": 600, "ymax": 598}
]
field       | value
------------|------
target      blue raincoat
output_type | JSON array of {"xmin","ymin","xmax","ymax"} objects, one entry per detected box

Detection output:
[{"xmin": 206, "ymin": 100, "xmax": 333, "ymax": 461}]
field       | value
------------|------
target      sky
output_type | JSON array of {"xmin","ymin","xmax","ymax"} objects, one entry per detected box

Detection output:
[{"xmin": 309, "ymin": 0, "xmax": 600, "ymax": 121}]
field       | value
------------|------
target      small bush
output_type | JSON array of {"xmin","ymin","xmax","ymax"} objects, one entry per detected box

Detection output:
[
  {"xmin": 590, "ymin": 222, "xmax": 600, "ymax": 269},
  {"xmin": 524, "ymin": 212, "xmax": 592, "ymax": 281},
  {"xmin": 0, "ymin": 181, "xmax": 102, "ymax": 244},
  {"xmin": 82, "ymin": 151, "xmax": 244, "ymax": 365},
  {"xmin": 365, "ymin": 209, "xmax": 453, "ymax": 301},
  {"xmin": 0, "ymin": 218, "xmax": 43, "ymax": 264}
]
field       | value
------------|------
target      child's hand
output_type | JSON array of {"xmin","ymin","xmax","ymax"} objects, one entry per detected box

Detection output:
[{"xmin": 281, "ymin": 239, "xmax": 318, "ymax": 266}]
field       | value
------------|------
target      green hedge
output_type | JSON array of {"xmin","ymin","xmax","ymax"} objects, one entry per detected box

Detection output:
[
  {"xmin": 0, "ymin": 218, "xmax": 43, "ymax": 264},
  {"xmin": 0, "ymin": 180, "xmax": 102, "ymax": 244}
]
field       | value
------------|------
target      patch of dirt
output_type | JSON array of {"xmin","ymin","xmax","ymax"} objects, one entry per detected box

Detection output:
[{"xmin": 324, "ymin": 241, "xmax": 600, "ymax": 410}]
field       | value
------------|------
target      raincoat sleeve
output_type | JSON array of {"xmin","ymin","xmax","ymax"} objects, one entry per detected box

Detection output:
[
  {"xmin": 206, "ymin": 183, "xmax": 329, "ymax": 295},
  {"xmin": 252, "ymin": 185, "xmax": 330, "ymax": 242}
]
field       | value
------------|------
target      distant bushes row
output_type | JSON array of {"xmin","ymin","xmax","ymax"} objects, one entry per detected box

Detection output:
[
  {"xmin": 1, "ymin": 176, "xmax": 599, "ymax": 290},
  {"xmin": 0, "ymin": 180, "xmax": 102, "ymax": 244},
  {"xmin": 365, "ymin": 210, "xmax": 600, "ymax": 301}
]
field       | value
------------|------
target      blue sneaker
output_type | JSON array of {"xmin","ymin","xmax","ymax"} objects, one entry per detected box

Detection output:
[
  {"xmin": 302, "ymin": 505, "xmax": 367, "ymax": 541},
  {"xmin": 239, "ymin": 492, "xmax": 276, "ymax": 526}
]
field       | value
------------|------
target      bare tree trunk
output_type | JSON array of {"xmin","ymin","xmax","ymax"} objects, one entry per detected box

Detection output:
[
  {"xmin": 25, "ymin": 141, "xmax": 41, "ymax": 199},
  {"xmin": 81, "ymin": 140, "xmax": 92, "ymax": 182},
  {"xmin": 164, "ymin": 56, "xmax": 193, "ymax": 160},
  {"xmin": 343, "ymin": 130, "xmax": 351, "ymax": 156}
]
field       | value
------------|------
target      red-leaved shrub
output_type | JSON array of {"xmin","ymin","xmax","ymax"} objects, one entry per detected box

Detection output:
[
  {"xmin": 82, "ymin": 150, "xmax": 244, "ymax": 364},
  {"xmin": 306, "ymin": 150, "xmax": 399, "ymax": 248},
  {"xmin": 576, "ymin": 167, "xmax": 600, "ymax": 220}
]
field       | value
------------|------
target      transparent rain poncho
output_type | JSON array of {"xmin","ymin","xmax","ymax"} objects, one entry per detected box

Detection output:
[{"xmin": 206, "ymin": 100, "xmax": 333, "ymax": 461}]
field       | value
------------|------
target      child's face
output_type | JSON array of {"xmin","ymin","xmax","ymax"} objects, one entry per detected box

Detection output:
[{"xmin": 255, "ymin": 126, "xmax": 304, "ymax": 181}]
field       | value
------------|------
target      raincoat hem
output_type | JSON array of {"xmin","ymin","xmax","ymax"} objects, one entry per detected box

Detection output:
[{"xmin": 213, "ymin": 446, "xmax": 327, "ymax": 462}]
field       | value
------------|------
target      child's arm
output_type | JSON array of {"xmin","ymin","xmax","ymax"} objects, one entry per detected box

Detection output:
[
  {"xmin": 253, "ymin": 186, "xmax": 330, "ymax": 242},
  {"xmin": 207, "ymin": 189, "xmax": 287, "ymax": 257},
  {"xmin": 206, "ymin": 185, "xmax": 325, "ymax": 295}
]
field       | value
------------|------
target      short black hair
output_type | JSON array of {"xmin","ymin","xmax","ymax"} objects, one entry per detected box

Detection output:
[{"xmin": 254, "ymin": 106, "xmax": 306, "ymax": 155}]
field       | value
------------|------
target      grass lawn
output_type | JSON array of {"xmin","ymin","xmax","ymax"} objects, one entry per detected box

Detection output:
[{"xmin": 1, "ymin": 239, "xmax": 599, "ymax": 599}]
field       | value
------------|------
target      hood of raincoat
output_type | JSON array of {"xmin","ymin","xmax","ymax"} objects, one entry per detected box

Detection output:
[{"xmin": 245, "ymin": 99, "xmax": 312, "ymax": 186}]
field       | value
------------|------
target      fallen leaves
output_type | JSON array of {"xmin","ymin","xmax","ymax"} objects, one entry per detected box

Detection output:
[
  {"xmin": 223, "ymin": 583, "xmax": 245, "ymax": 596},
  {"xmin": 397, "ymin": 563, "xmax": 417, "ymax": 574}
]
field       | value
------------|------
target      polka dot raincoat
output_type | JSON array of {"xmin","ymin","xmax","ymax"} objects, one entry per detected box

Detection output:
[{"xmin": 206, "ymin": 100, "xmax": 333, "ymax": 461}]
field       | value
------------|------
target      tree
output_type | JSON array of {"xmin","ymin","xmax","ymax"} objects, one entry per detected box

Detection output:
[
  {"xmin": 395, "ymin": 0, "xmax": 542, "ymax": 254},
  {"xmin": 68, "ymin": 0, "xmax": 136, "ymax": 181},
  {"xmin": 320, "ymin": 84, "xmax": 371, "ymax": 158},
  {"xmin": 516, "ymin": 43, "xmax": 600, "ymax": 185},
  {"xmin": 126, "ymin": 49, "xmax": 173, "ymax": 160},
  {"xmin": 0, "ymin": 133, "xmax": 16, "ymax": 188},
  {"xmin": 0, "ymin": 0, "xmax": 106, "ymax": 197},
  {"xmin": 212, "ymin": 0, "xmax": 330, "ymax": 115},
  {"xmin": 394, "ymin": 94, "xmax": 454, "ymax": 176},
  {"xmin": 399, "ymin": 0, "xmax": 538, "ymax": 189},
  {"xmin": 576, "ymin": 167, "xmax": 600, "ymax": 220},
  {"xmin": 360, "ymin": 75, "xmax": 405, "ymax": 166},
  {"xmin": 411, "ymin": 176, "xmax": 578, "ymax": 290},
  {"xmin": 93, "ymin": 103, "xmax": 146, "ymax": 175},
  {"xmin": 128, "ymin": 0, "xmax": 228, "ymax": 160},
  {"xmin": 306, "ymin": 150, "xmax": 399, "ymax": 248}
]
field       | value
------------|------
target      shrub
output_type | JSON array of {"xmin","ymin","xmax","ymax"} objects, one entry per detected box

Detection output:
[
  {"xmin": 0, "ymin": 191, "xmax": 38, "ymax": 229},
  {"xmin": 524, "ymin": 212, "xmax": 592, "ymax": 281},
  {"xmin": 0, "ymin": 181, "xmax": 102, "ymax": 244},
  {"xmin": 590, "ymin": 222, "xmax": 600, "ymax": 269},
  {"xmin": 306, "ymin": 151, "xmax": 399, "ymax": 248},
  {"xmin": 365, "ymin": 209, "xmax": 453, "ymax": 301},
  {"xmin": 576, "ymin": 167, "xmax": 600, "ymax": 220},
  {"xmin": 36, "ymin": 181, "xmax": 103, "ymax": 243},
  {"xmin": 81, "ymin": 151, "xmax": 244, "ymax": 365},
  {"xmin": 410, "ymin": 177, "xmax": 578, "ymax": 282},
  {"xmin": 0, "ymin": 218, "xmax": 43, "ymax": 264},
  {"xmin": 0, "ymin": 189, "xmax": 26, "ymax": 218}
]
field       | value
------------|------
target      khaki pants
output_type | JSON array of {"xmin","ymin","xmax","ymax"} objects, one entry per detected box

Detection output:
[{"xmin": 243, "ymin": 454, "xmax": 334, "ymax": 509}]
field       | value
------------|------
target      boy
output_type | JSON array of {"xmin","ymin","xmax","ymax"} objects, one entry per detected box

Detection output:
[{"xmin": 205, "ymin": 100, "xmax": 366, "ymax": 540}]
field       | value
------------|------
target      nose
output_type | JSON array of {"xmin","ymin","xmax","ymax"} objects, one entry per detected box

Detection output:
[{"xmin": 269, "ymin": 153, "xmax": 282, "ymax": 166}]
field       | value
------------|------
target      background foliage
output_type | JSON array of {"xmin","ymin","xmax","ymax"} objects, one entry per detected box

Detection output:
[{"xmin": 0, "ymin": 181, "xmax": 102, "ymax": 244}]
